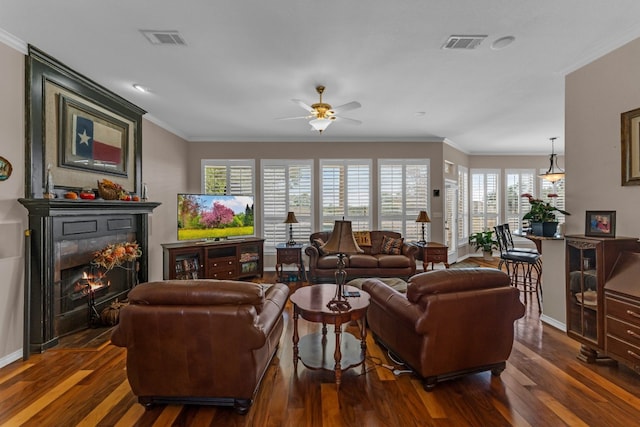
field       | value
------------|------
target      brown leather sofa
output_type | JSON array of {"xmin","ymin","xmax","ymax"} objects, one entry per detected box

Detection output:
[
  {"xmin": 110, "ymin": 279, "xmax": 289, "ymax": 414},
  {"xmin": 305, "ymin": 230, "xmax": 417, "ymax": 283},
  {"xmin": 362, "ymin": 268, "xmax": 525, "ymax": 390}
]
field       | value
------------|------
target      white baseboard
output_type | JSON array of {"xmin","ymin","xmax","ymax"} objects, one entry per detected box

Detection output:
[
  {"xmin": 540, "ymin": 314, "xmax": 566, "ymax": 332},
  {"xmin": 0, "ymin": 349, "xmax": 23, "ymax": 369}
]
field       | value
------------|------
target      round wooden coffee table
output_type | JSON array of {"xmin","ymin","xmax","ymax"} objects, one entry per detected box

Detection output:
[{"xmin": 290, "ymin": 284, "xmax": 370, "ymax": 390}]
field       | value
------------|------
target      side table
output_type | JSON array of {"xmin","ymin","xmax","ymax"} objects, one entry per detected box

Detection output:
[
  {"xmin": 415, "ymin": 241, "xmax": 450, "ymax": 270},
  {"xmin": 275, "ymin": 243, "xmax": 306, "ymax": 282},
  {"xmin": 290, "ymin": 284, "xmax": 370, "ymax": 390}
]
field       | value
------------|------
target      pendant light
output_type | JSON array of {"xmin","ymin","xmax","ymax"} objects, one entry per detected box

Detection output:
[{"xmin": 539, "ymin": 137, "xmax": 565, "ymax": 183}]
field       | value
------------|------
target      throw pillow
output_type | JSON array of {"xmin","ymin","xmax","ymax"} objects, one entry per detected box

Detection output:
[
  {"xmin": 381, "ymin": 236, "xmax": 403, "ymax": 255},
  {"xmin": 313, "ymin": 238, "xmax": 326, "ymax": 255},
  {"xmin": 353, "ymin": 231, "xmax": 372, "ymax": 247}
]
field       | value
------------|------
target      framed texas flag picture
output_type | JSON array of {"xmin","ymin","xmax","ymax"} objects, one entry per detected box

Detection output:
[{"xmin": 59, "ymin": 94, "xmax": 129, "ymax": 177}]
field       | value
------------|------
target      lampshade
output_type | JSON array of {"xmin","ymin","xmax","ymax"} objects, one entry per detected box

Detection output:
[
  {"xmin": 283, "ymin": 212, "xmax": 298, "ymax": 224},
  {"xmin": 415, "ymin": 210, "xmax": 431, "ymax": 223},
  {"xmin": 309, "ymin": 118, "xmax": 332, "ymax": 133},
  {"xmin": 539, "ymin": 137, "xmax": 565, "ymax": 183},
  {"xmin": 321, "ymin": 220, "xmax": 364, "ymax": 255}
]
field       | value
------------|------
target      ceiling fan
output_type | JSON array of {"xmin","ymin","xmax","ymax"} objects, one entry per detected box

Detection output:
[{"xmin": 279, "ymin": 85, "xmax": 362, "ymax": 133}]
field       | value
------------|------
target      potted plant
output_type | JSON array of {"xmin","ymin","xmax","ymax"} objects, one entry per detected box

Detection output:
[
  {"xmin": 469, "ymin": 230, "xmax": 499, "ymax": 260},
  {"xmin": 521, "ymin": 193, "xmax": 571, "ymax": 237}
]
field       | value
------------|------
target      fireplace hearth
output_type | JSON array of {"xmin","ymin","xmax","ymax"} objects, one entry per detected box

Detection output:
[{"xmin": 19, "ymin": 199, "xmax": 159, "ymax": 357}]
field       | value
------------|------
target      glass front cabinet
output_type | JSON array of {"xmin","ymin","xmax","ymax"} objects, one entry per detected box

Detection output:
[{"xmin": 565, "ymin": 235, "xmax": 640, "ymax": 363}]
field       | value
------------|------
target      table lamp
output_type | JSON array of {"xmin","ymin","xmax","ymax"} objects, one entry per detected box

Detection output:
[
  {"xmin": 283, "ymin": 211, "xmax": 298, "ymax": 245},
  {"xmin": 415, "ymin": 210, "xmax": 431, "ymax": 244},
  {"xmin": 321, "ymin": 219, "xmax": 364, "ymax": 311}
]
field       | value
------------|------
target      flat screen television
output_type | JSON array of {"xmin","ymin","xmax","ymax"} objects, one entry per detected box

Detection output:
[{"xmin": 177, "ymin": 194, "xmax": 254, "ymax": 241}]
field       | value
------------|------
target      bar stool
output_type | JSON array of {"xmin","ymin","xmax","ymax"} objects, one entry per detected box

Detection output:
[{"xmin": 494, "ymin": 225, "xmax": 542, "ymax": 312}]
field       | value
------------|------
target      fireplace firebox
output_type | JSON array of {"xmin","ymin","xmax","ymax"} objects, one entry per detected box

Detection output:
[{"xmin": 19, "ymin": 199, "xmax": 160, "ymax": 357}]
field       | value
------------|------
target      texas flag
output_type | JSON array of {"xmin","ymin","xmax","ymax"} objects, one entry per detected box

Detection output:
[{"xmin": 73, "ymin": 115, "xmax": 122, "ymax": 164}]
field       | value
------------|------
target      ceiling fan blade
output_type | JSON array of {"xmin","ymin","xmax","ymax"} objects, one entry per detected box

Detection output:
[
  {"xmin": 292, "ymin": 99, "xmax": 314, "ymax": 112},
  {"xmin": 332, "ymin": 101, "xmax": 361, "ymax": 113},
  {"xmin": 276, "ymin": 115, "xmax": 312, "ymax": 121},
  {"xmin": 334, "ymin": 116, "xmax": 362, "ymax": 125}
]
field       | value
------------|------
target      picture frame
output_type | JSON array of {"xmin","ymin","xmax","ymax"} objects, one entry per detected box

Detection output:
[
  {"xmin": 585, "ymin": 210, "xmax": 616, "ymax": 238},
  {"xmin": 58, "ymin": 94, "xmax": 129, "ymax": 177},
  {"xmin": 621, "ymin": 107, "xmax": 640, "ymax": 186},
  {"xmin": 0, "ymin": 156, "xmax": 12, "ymax": 181}
]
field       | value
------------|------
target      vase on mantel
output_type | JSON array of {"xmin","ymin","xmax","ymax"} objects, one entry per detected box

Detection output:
[{"xmin": 531, "ymin": 221, "xmax": 558, "ymax": 237}]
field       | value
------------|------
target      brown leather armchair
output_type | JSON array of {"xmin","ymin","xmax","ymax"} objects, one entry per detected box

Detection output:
[
  {"xmin": 362, "ymin": 268, "xmax": 525, "ymax": 390},
  {"xmin": 111, "ymin": 279, "xmax": 289, "ymax": 414}
]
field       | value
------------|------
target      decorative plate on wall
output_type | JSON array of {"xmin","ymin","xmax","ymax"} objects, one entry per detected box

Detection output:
[{"xmin": 0, "ymin": 156, "xmax": 12, "ymax": 181}]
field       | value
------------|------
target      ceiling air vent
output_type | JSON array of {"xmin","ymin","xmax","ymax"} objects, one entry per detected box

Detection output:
[
  {"xmin": 442, "ymin": 35, "xmax": 487, "ymax": 50},
  {"xmin": 140, "ymin": 30, "xmax": 187, "ymax": 46}
]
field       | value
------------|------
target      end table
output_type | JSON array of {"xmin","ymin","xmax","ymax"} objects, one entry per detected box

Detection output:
[
  {"xmin": 275, "ymin": 243, "xmax": 306, "ymax": 282},
  {"xmin": 415, "ymin": 241, "xmax": 450, "ymax": 270}
]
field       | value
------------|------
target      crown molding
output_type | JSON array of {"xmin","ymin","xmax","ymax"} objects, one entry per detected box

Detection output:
[{"xmin": 0, "ymin": 27, "xmax": 27, "ymax": 54}]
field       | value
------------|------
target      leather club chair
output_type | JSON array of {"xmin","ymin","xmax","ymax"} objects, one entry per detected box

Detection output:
[
  {"xmin": 111, "ymin": 279, "xmax": 289, "ymax": 414},
  {"xmin": 362, "ymin": 268, "xmax": 525, "ymax": 390}
]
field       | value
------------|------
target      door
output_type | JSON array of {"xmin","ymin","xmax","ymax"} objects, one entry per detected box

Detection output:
[{"xmin": 444, "ymin": 180, "xmax": 458, "ymax": 263}]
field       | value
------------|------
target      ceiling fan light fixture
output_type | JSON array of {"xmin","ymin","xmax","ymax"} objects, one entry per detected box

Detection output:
[{"xmin": 309, "ymin": 118, "xmax": 332, "ymax": 133}]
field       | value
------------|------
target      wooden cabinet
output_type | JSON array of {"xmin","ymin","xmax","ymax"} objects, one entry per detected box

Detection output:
[
  {"xmin": 162, "ymin": 238, "xmax": 264, "ymax": 280},
  {"xmin": 565, "ymin": 235, "xmax": 640, "ymax": 363},
  {"xmin": 605, "ymin": 251, "xmax": 640, "ymax": 374}
]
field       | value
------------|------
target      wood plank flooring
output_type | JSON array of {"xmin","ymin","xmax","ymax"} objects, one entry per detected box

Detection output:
[{"xmin": 1, "ymin": 259, "xmax": 640, "ymax": 426}]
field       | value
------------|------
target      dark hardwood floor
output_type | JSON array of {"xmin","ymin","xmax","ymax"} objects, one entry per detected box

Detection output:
[{"xmin": 1, "ymin": 258, "xmax": 639, "ymax": 426}]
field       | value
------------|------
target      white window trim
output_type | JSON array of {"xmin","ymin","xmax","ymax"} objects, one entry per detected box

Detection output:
[
  {"xmin": 470, "ymin": 168, "xmax": 501, "ymax": 233},
  {"xmin": 319, "ymin": 159, "xmax": 372, "ymax": 230},
  {"xmin": 260, "ymin": 159, "xmax": 314, "ymax": 253},
  {"xmin": 200, "ymin": 159, "xmax": 255, "ymax": 195},
  {"xmin": 377, "ymin": 158, "xmax": 430, "ymax": 239},
  {"xmin": 457, "ymin": 165, "xmax": 469, "ymax": 246}
]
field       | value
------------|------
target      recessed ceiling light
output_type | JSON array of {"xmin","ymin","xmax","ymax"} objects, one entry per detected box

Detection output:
[
  {"xmin": 133, "ymin": 84, "xmax": 150, "ymax": 93},
  {"xmin": 491, "ymin": 36, "xmax": 515, "ymax": 50}
]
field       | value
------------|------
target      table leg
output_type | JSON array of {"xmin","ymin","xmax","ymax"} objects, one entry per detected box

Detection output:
[
  {"xmin": 293, "ymin": 305, "xmax": 299, "ymax": 370},
  {"xmin": 360, "ymin": 317, "xmax": 367, "ymax": 351},
  {"xmin": 334, "ymin": 322, "xmax": 342, "ymax": 390},
  {"xmin": 276, "ymin": 263, "xmax": 282, "ymax": 282}
]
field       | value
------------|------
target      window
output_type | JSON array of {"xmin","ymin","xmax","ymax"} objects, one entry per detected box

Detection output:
[
  {"xmin": 320, "ymin": 160, "xmax": 371, "ymax": 231},
  {"xmin": 378, "ymin": 159, "xmax": 429, "ymax": 240},
  {"xmin": 505, "ymin": 169, "xmax": 535, "ymax": 231},
  {"xmin": 457, "ymin": 166, "xmax": 469, "ymax": 243},
  {"xmin": 539, "ymin": 174, "xmax": 567, "ymax": 223},
  {"xmin": 470, "ymin": 169, "xmax": 500, "ymax": 233},
  {"xmin": 261, "ymin": 160, "xmax": 313, "ymax": 251},
  {"xmin": 201, "ymin": 160, "xmax": 254, "ymax": 195}
]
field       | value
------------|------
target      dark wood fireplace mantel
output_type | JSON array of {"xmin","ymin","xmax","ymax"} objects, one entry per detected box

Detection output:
[{"xmin": 19, "ymin": 198, "xmax": 160, "ymax": 358}]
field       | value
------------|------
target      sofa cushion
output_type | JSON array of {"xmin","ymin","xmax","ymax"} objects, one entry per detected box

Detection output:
[
  {"xmin": 317, "ymin": 254, "xmax": 345, "ymax": 268},
  {"xmin": 381, "ymin": 235, "xmax": 404, "ymax": 255},
  {"xmin": 377, "ymin": 254, "xmax": 413, "ymax": 268},
  {"xmin": 349, "ymin": 254, "xmax": 379, "ymax": 268}
]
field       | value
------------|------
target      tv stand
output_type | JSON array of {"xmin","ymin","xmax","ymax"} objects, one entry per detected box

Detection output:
[{"xmin": 162, "ymin": 238, "xmax": 264, "ymax": 280}]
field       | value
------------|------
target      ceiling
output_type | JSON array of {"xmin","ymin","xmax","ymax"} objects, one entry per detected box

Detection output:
[{"xmin": 2, "ymin": 1, "xmax": 640, "ymax": 155}]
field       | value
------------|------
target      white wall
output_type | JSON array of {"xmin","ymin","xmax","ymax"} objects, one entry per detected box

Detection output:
[
  {"xmin": 0, "ymin": 41, "xmax": 27, "ymax": 366},
  {"xmin": 141, "ymin": 120, "xmax": 189, "ymax": 281},
  {"xmin": 565, "ymin": 37, "xmax": 640, "ymax": 238}
]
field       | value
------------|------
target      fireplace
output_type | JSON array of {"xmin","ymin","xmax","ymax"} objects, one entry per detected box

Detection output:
[
  {"xmin": 19, "ymin": 199, "xmax": 160, "ymax": 357},
  {"xmin": 55, "ymin": 235, "xmax": 138, "ymax": 335}
]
